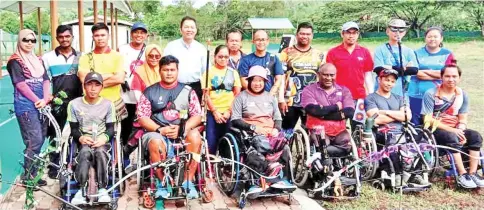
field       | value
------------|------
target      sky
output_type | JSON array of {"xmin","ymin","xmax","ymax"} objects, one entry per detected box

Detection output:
[{"xmin": 161, "ymin": 0, "xmax": 212, "ymax": 9}]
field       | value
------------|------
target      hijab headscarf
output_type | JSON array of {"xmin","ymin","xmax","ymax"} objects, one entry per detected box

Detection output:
[
  {"xmin": 8, "ymin": 29, "xmax": 45, "ymax": 78},
  {"xmin": 135, "ymin": 44, "xmax": 162, "ymax": 86}
]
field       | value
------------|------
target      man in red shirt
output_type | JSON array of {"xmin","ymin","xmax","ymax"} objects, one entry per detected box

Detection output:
[{"xmin": 326, "ymin": 21, "xmax": 374, "ymax": 100}]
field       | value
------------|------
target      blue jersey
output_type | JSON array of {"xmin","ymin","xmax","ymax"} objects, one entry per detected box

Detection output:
[{"xmin": 238, "ymin": 52, "xmax": 284, "ymax": 92}]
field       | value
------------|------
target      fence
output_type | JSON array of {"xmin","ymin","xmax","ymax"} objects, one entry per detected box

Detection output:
[{"xmin": 1, "ymin": 29, "xmax": 52, "ymax": 61}]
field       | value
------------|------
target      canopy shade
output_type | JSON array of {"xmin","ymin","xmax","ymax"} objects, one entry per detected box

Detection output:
[{"xmin": 0, "ymin": 0, "xmax": 132, "ymax": 15}]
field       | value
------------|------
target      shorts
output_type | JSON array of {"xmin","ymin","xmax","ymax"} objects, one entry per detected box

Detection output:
[{"xmin": 141, "ymin": 132, "xmax": 175, "ymax": 159}]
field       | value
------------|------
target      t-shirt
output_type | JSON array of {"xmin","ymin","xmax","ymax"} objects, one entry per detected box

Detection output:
[
  {"xmin": 280, "ymin": 46, "xmax": 324, "ymax": 106},
  {"xmin": 365, "ymin": 92, "xmax": 405, "ymax": 131},
  {"xmin": 67, "ymin": 97, "xmax": 116, "ymax": 137},
  {"xmin": 163, "ymin": 38, "xmax": 207, "ymax": 84},
  {"xmin": 420, "ymin": 87, "xmax": 468, "ymax": 128},
  {"xmin": 7, "ymin": 59, "xmax": 50, "ymax": 115},
  {"xmin": 408, "ymin": 47, "xmax": 454, "ymax": 98},
  {"xmin": 78, "ymin": 49, "xmax": 124, "ymax": 102},
  {"xmin": 238, "ymin": 52, "xmax": 284, "ymax": 92},
  {"xmin": 201, "ymin": 66, "xmax": 241, "ymax": 113},
  {"xmin": 42, "ymin": 47, "xmax": 83, "ymax": 102},
  {"xmin": 118, "ymin": 44, "xmax": 146, "ymax": 104},
  {"xmin": 373, "ymin": 43, "xmax": 418, "ymax": 96},
  {"xmin": 326, "ymin": 44, "xmax": 373, "ymax": 100},
  {"xmin": 231, "ymin": 90, "xmax": 282, "ymax": 130}
]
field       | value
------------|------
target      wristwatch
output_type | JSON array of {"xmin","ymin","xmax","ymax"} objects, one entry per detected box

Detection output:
[
  {"xmin": 156, "ymin": 126, "xmax": 163, "ymax": 133},
  {"xmin": 250, "ymin": 125, "xmax": 256, "ymax": 131}
]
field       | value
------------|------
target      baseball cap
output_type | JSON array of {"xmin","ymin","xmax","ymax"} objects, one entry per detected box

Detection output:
[
  {"xmin": 342, "ymin": 21, "xmax": 359, "ymax": 31},
  {"xmin": 131, "ymin": 22, "xmax": 147, "ymax": 32},
  {"xmin": 388, "ymin": 19, "xmax": 408, "ymax": 28},
  {"xmin": 378, "ymin": 68, "xmax": 399, "ymax": 78},
  {"xmin": 248, "ymin": 65, "xmax": 268, "ymax": 81},
  {"xmin": 84, "ymin": 72, "xmax": 103, "ymax": 84}
]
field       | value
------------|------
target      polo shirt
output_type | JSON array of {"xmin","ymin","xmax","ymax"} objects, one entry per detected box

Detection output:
[
  {"xmin": 163, "ymin": 38, "xmax": 207, "ymax": 84},
  {"xmin": 373, "ymin": 43, "xmax": 418, "ymax": 96},
  {"xmin": 238, "ymin": 52, "xmax": 284, "ymax": 92},
  {"xmin": 408, "ymin": 47, "xmax": 454, "ymax": 99},
  {"xmin": 42, "ymin": 47, "xmax": 83, "ymax": 101},
  {"xmin": 78, "ymin": 48, "xmax": 124, "ymax": 102},
  {"xmin": 118, "ymin": 43, "xmax": 146, "ymax": 104},
  {"xmin": 326, "ymin": 44, "xmax": 373, "ymax": 100}
]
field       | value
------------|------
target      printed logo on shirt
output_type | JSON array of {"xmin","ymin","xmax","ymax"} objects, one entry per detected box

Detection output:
[
  {"xmin": 247, "ymin": 102, "xmax": 256, "ymax": 107},
  {"xmin": 129, "ymin": 60, "xmax": 144, "ymax": 74},
  {"xmin": 157, "ymin": 96, "xmax": 164, "ymax": 105},
  {"xmin": 336, "ymin": 91, "xmax": 342, "ymax": 96},
  {"xmin": 357, "ymin": 56, "xmax": 363, "ymax": 61}
]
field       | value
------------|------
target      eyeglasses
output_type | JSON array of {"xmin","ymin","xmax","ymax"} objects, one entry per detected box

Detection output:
[
  {"xmin": 390, "ymin": 27, "xmax": 406, "ymax": 33},
  {"xmin": 22, "ymin": 38, "xmax": 37, "ymax": 44},
  {"xmin": 148, "ymin": 54, "xmax": 161, "ymax": 59},
  {"xmin": 217, "ymin": 55, "xmax": 229, "ymax": 59},
  {"xmin": 254, "ymin": 38, "xmax": 268, "ymax": 43}
]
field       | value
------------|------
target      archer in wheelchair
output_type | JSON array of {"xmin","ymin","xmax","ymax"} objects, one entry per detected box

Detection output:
[
  {"xmin": 136, "ymin": 55, "xmax": 206, "ymax": 204},
  {"xmin": 216, "ymin": 66, "xmax": 296, "ymax": 207},
  {"xmin": 299, "ymin": 63, "xmax": 361, "ymax": 199},
  {"xmin": 420, "ymin": 64, "xmax": 484, "ymax": 189},
  {"xmin": 62, "ymin": 72, "xmax": 118, "ymax": 207},
  {"xmin": 365, "ymin": 68, "xmax": 432, "ymax": 191}
]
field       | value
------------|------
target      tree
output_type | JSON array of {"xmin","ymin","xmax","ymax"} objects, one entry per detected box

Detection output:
[{"xmin": 464, "ymin": 1, "xmax": 484, "ymax": 36}]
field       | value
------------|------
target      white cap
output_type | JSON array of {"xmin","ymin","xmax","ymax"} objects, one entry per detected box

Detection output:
[{"xmin": 342, "ymin": 21, "xmax": 359, "ymax": 31}]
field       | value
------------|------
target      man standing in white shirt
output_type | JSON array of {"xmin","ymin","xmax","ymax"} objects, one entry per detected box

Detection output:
[
  {"xmin": 163, "ymin": 16, "xmax": 207, "ymax": 100},
  {"xmin": 118, "ymin": 22, "xmax": 148, "ymax": 153}
]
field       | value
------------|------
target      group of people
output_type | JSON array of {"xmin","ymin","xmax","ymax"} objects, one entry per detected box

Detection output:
[{"xmin": 5, "ymin": 14, "xmax": 484, "ymax": 206}]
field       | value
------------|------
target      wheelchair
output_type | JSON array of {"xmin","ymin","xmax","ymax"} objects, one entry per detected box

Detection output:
[
  {"xmin": 290, "ymin": 122, "xmax": 362, "ymax": 200},
  {"xmin": 437, "ymin": 146, "xmax": 484, "ymax": 189},
  {"xmin": 136, "ymin": 126, "xmax": 215, "ymax": 209},
  {"xmin": 215, "ymin": 127, "xmax": 296, "ymax": 209},
  {"xmin": 57, "ymin": 123, "xmax": 124, "ymax": 210},
  {"xmin": 367, "ymin": 122, "xmax": 439, "ymax": 193}
]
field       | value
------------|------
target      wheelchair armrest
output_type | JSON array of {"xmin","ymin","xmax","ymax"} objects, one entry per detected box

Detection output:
[{"xmin": 229, "ymin": 127, "xmax": 253, "ymax": 139}]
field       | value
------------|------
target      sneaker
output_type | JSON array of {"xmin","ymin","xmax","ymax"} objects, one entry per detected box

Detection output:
[
  {"xmin": 271, "ymin": 180, "xmax": 296, "ymax": 190},
  {"xmin": 71, "ymin": 190, "xmax": 87, "ymax": 205},
  {"xmin": 48, "ymin": 169, "xmax": 59, "ymax": 179},
  {"xmin": 457, "ymin": 174, "xmax": 477, "ymax": 189},
  {"xmin": 155, "ymin": 183, "xmax": 170, "ymax": 199},
  {"xmin": 408, "ymin": 174, "xmax": 431, "ymax": 188},
  {"xmin": 97, "ymin": 188, "xmax": 111, "ymax": 203},
  {"xmin": 469, "ymin": 173, "xmax": 484, "ymax": 187},
  {"xmin": 394, "ymin": 174, "xmax": 407, "ymax": 187},
  {"xmin": 181, "ymin": 181, "xmax": 199, "ymax": 199}
]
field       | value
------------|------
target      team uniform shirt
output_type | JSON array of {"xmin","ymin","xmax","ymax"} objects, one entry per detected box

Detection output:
[
  {"xmin": 163, "ymin": 38, "xmax": 207, "ymax": 84},
  {"xmin": 373, "ymin": 43, "xmax": 418, "ymax": 96},
  {"xmin": 201, "ymin": 66, "xmax": 241, "ymax": 113},
  {"xmin": 118, "ymin": 44, "xmax": 146, "ymax": 104},
  {"xmin": 326, "ymin": 44, "xmax": 373, "ymax": 100},
  {"xmin": 42, "ymin": 47, "xmax": 82, "ymax": 101},
  {"xmin": 78, "ymin": 48, "xmax": 124, "ymax": 102},
  {"xmin": 238, "ymin": 52, "xmax": 284, "ymax": 92},
  {"xmin": 280, "ymin": 46, "xmax": 324, "ymax": 106},
  {"xmin": 420, "ymin": 86, "xmax": 468, "ymax": 128},
  {"xmin": 231, "ymin": 91, "xmax": 282, "ymax": 131},
  {"xmin": 365, "ymin": 92, "xmax": 405, "ymax": 131},
  {"xmin": 408, "ymin": 47, "xmax": 454, "ymax": 99},
  {"xmin": 67, "ymin": 97, "xmax": 116, "ymax": 137},
  {"xmin": 300, "ymin": 83, "xmax": 354, "ymax": 136}
]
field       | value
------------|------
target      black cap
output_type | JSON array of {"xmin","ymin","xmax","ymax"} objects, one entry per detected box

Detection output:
[{"xmin": 84, "ymin": 72, "xmax": 103, "ymax": 84}]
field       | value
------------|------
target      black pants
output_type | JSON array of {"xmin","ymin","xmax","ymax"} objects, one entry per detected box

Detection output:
[
  {"xmin": 121, "ymin": 103, "xmax": 137, "ymax": 147},
  {"xmin": 75, "ymin": 144, "xmax": 110, "ymax": 188},
  {"xmin": 281, "ymin": 106, "xmax": 306, "ymax": 130},
  {"xmin": 187, "ymin": 81, "xmax": 203, "ymax": 102},
  {"xmin": 433, "ymin": 128, "xmax": 483, "ymax": 152}
]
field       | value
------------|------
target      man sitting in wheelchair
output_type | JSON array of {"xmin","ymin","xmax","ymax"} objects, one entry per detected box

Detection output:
[
  {"xmin": 365, "ymin": 68, "xmax": 431, "ymax": 188},
  {"xmin": 421, "ymin": 63, "xmax": 484, "ymax": 189},
  {"xmin": 68, "ymin": 72, "xmax": 115, "ymax": 205},
  {"xmin": 137, "ymin": 55, "xmax": 203, "ymax": 199},
  {"xmin": 231, "ymin": 65, "xmax": 296, "ymax": 195},
  {"xmin": 300, "ymin": 63, "xmax": 355, "ymax": 183}
]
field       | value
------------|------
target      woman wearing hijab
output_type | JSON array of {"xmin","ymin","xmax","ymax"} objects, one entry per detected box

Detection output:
[
  {"xmin": 122, "ymin": 44, "xmax": 163, "ymax": 161},
  {"xmin": 6, "ymin": 29, "xmax": 51, "ymax": 186}
]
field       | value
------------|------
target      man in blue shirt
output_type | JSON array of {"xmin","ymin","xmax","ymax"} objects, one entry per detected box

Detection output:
[
  {"xmin": 238, "ymin": 30, "xmax": 283, "ymax": 96},
  {"xmin": 373, "ymin": 19, "xmax": 418, "ymax": 98}
]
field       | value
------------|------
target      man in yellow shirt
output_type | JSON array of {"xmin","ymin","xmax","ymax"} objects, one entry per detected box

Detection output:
[{"xmin": 78, "ymin": 23, "xmax": 126, "ymax": 121}]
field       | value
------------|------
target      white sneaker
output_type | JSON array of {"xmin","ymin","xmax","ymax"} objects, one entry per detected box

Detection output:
[
  {"xmin": 71, "ymin": 190, "xmax": 87, "ymax": 205},
  {"xmin": 305, "ymin": 152, "xmax": 321, "ymax": 167},
  {"xmin": 97, "ymin": 188, "xmax": 111, "ymax": 203}
]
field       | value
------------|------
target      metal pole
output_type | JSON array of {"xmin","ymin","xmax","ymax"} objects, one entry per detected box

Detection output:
[
  {"xmin": 103, "ymin": 0, "xmax": 107, "ymax": 25},
  {"xmin": 93, "ymin": 0, "xmax": 98, "ymax": 24},
  {"xmin": 110, "ymin": 3, "xmax": 114, "ymax": 49},
  {"xmin": 78, "ymin": 0, "xmax": 85, "ymax": 52},
  {"xmin": 115, "ymin": 9, "xmax": 118, "ymax": 49},
  {"xmin": 37, "ymin": 8, "xmax": 42, "ymax": 55},
  {"xmin": 19, "ymin": 2, "xmax": 24, "ymax": 29},
  {"xmin": 50, "ymin": 0, "xmax": 59, "ymax": 49}
]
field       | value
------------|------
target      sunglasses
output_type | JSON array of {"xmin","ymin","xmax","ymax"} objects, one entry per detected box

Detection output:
[
  {"xmin": 390, "ymin": 27, "xmax": 406, "ymax": 33},
  {"xmin": 148, "ymin": 54, "xmax": 161, "ymax": 59},
  {"xmin": 22, "ymin": 38, "xmax": 37, "ymax": 44},
  {"xmin": 217, "ymin": 55, "xmax": 229, "ymax": 59}
]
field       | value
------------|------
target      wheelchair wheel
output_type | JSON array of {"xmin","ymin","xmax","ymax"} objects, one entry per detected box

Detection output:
[
  {"xmin": 352, "ymin": 128, "xmax": 378, "ymax": 180},
  {"xmin": 422, "ymin": 128, "xmax": 440, "ymax": 178},
  {"xmin": 215, "ymin": 133, "xmax": 239, "ymax": 196},
  {"xmin": 290, "ymin": 126, "xmax": 310, "ymax": 187}
]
